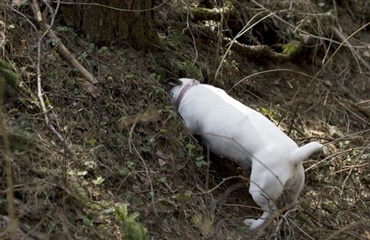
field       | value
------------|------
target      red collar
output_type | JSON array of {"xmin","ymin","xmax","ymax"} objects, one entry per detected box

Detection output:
[{"xmin": 176, "ymin": 79, "xmax": 200, "ymax": 109}]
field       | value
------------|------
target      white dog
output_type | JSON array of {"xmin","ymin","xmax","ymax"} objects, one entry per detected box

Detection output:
[{"xmin": 170, "ymin": 78, "xmax": 323, "ymax": 229}]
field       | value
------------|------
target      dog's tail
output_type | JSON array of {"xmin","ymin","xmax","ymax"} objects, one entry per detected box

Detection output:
[{"xmin": 291, "ymin": 142, "xmax": 323, "ymax": 164}]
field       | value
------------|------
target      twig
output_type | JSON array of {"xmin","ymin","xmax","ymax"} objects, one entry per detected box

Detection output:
[
  {"xmin": 128, "ymin": 114, "xmax": 141, "ymax": 153},
  {"xmin": 335, "ymin": 84, "xmax": 370, "ymax": 121},
  {"xmin": 31, "ymin": 1, "xmax": 97, "ymax": 85},
  {"xmin": 289, "ymin": 217, "xmax": 316, "ymax": 240},
  {"xmin": 214, "ymin": 11, "xmax": 275, "ymax": 80},
  {"xmin": 30, "ymin": 0, "xmax": 74, "ymax": 156},
  {"xmin": 334, "ymin": 162, "xmax": 368, "ymax": 174},
  {"xmin": 131, "ymin": 144, "xmax": 157, "ymax": 217},
  {"xmin": 215, "ymin": 182, "xmax": 244, "ymax": 203},
  {"xmin": 301, "ymin": 208, "xmax": 337, "ymax": 230},
  {"xmin": 196, "ymin": 175, "xmax": 248, "ymax": 195},
  {"xmin": 325, "ymin": 220, "xmax": 369, "ymax": 240},
  {"xmin": 229, "ymin": 68, "xmax": 323, "ymax": 91},
  {"xmin": 182, "ymin": 1, "xmax": 199, "ymax": 65},
  {"xmin": 305, "ymin": 148, "xmax": 354, "ymax": 172},
  {"xmin": 339, "ymin": 145, "xmax": 369, "ymax": 197},
  {"xmin": 274, "ymin": 209, "xmax": 299, "ymax": 240},
  {"xmin": 331, "ymin": 26, "xmax": 370, "ymax": 74},
  {"xmin": 251, "ymin": 0, "xmax": 367, "ymax": 49},
  {"xmin": 315, "ymin": 21, "xmax": 370, "ymax": 79}
]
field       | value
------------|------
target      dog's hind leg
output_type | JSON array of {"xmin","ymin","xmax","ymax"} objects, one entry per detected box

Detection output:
[{"xmin": 284, "ymin": 164, "xmax": 305, "ymax": 208}]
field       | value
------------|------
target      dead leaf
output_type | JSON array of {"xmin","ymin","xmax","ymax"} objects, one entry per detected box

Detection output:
[
  {"xmin": 158, "ymin": 158, "xmax": 167, "ymax": 167},
  {"xmin": 156, "ymin": 149, "xmax": 170, "ymax": 160},
  {"xmin": 119, "ymin": 108, "xmax": 161, "ymax": 128},
  {"xmin": 80, "ymin": 79, "xmax": 100, "ymax": 98},
  {"xmin": 12, "ymin": 0, "xmax": 27, "ymax": 7},
  {"xmin": 310, "ymin": 129, "xmax": 326, "ymax": 136}
]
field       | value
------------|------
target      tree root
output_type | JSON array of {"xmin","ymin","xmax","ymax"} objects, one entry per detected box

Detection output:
[{"xmin": 192, "ymin": 25, "xmax": 301, "ymax": 62}]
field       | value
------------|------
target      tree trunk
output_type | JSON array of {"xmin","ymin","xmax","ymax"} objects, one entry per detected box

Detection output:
[{"xmin": 60, "ymin": 0, "xmax": 158, "ymax": 51}]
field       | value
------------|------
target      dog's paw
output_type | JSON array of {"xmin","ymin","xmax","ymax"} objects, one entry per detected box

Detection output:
[{"xmin": 243, "ymin": 218, "xmax": 264, "ymax": 230}]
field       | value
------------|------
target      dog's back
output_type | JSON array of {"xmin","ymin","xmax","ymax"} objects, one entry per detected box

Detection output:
[{"xmin": 176, "ymin": 81, "xmax": 298, "ymax": 166}]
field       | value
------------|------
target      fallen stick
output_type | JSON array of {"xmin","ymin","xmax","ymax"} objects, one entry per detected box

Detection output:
[
  {"xmin": 30, "ymin": 0, "xmax": 75, "ymax": 156},
  {"xmin": 31, "ymin": 0, "xmax": 97, "ymax": 85}
]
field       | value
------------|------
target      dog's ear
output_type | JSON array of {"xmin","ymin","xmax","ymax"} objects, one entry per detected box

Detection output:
[{"xmin": 169, "ymin": 78, "xmax": 182, "ymax": 86}]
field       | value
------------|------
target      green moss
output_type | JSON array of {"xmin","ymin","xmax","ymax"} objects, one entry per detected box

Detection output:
[
  {"xmin": 275, "ymin": 40, "xmax": 302, "ymax": 57},
  {"xmin": 190, "ymin": 1, "xmax": 234, "ymax": 21},
  {"xmin": 0, "ymin": 59, "xmax": 20, "ymax": 96},
  {"xmin": 281, "ymin": 40, "xmax": 302, "ymax": 55}
]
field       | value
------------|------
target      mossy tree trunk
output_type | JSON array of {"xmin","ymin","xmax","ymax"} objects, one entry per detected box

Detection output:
[{"xmin": 60, "ymin": 0, "xmax": 158, "ymax": 51}]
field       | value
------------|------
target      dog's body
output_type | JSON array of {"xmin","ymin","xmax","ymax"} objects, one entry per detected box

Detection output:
[{"xmin": 170, "ymin": 78, "xmax": 323, "ymax": 229}]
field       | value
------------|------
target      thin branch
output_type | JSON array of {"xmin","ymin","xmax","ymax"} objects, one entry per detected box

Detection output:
[
  {"xmin": 215, "ymin": 11, "xmax": 275, "ymax": 80},
  {"xmin": 331, "ymin": 26, "xmax": 370, "ymax": 73},
  {"xmin": 315, "ymin": 21, "xmax": 370, "ymax": 79},
  {"xmin": 31, "ymin": 1, "xmax": 97, "ymax": 85},
  {"xmin": 31, "ymin": 0, "xmax": 74, "ymax": 156},
  {"xmin": 55, "ymin": 0, "xmax": 169, "ymax": 12}
]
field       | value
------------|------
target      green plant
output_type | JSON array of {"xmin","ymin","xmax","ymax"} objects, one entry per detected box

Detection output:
[
  {"xmin": 260, "ymin": 107, "xmax": 281, "ymax": 121},
  {"xmin": 92, "ymin": 176, "xmax": 105, "ymax": 185},
  {"xmin": 185, "ymin": 143, "xmax": 196, "ymax": 155},
  {"xmin": 172, "ymin": 190, "xmax": 192, "ymax": 203},
  {"xmin": 140, "ymin": 137, "xmax": 156, "ymax": 154},
  {"xmin": 194, "ymin": 156, "xmax": 208, "ymax": 168},
  {"xmin": 115, "ymin": 204, "xmax": 148, "ymax": 240},
  {"xmin": 119, "ymin": 161, "xmax": 135, "ymax": 176}
]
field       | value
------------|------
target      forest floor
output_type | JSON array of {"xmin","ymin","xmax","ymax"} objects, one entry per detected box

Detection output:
[{"xmin": 1, "ymin": 0, "xmax": 369, "ymax": 239}]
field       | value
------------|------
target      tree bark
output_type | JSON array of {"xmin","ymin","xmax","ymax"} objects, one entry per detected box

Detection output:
[{"xmin": 60, "ymin": 0, "xmax": 158, "ymax": 51}]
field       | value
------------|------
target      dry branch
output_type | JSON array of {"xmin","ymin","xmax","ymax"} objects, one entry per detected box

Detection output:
[
  {"xmin": 328, "ymin": 26, "xmax": 370, "ymax": 121},
  {"xmin": 332, "ymin": 26, "xmax": 370, "ymax": 74},
  {"xmin": 30, "ymin": 0, "xmax": 75, "ymax": 157},
  {"xmin": 31, "ymin": 1, "xmax": 97, "ymax": 85},
  {"xmin": 167, "ymin": 5, "xmax": 233, "ymax": 22},
  {"xmin": 189, "ymin": 5, "xmax": 233, "ymax": 22},
  {"xmin": 336, "ymin": 82, "xmax": 370, "ymax": 122},
  {"xmin": 193, "ymin": 26, "xmax": 300, "ymax": 62}
]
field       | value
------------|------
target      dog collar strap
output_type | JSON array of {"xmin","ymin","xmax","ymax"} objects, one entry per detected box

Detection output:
[{"xmin": 177, "ymin": 79, "xmax": 199, "ymax": 109}]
